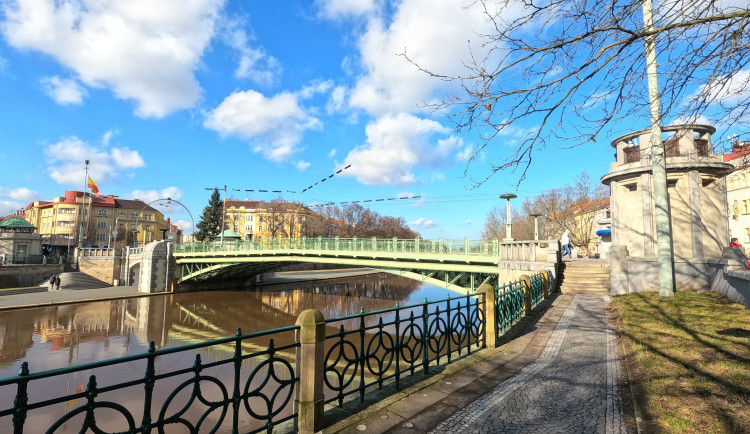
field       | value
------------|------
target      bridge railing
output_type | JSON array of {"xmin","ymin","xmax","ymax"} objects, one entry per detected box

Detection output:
[
  {"xmin": 174, "ymin": 237, "xmax": 553, "ymax": 262},
  {"xmin": 0, "ymin": 272, "xmax": 554, "ymax": 433}
]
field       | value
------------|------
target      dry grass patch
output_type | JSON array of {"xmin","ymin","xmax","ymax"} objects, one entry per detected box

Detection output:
[{"xmin": 612, "ymin": 291, "xmax": 750, "ymax": 433}]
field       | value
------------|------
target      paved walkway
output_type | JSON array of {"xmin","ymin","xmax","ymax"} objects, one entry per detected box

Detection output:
[
  {"xmin": 326, "ymin": 293, "xmax": 631, "ymax": 433},
  {"xmin": 0, "ymin": 285, "xmax": 142, "ymax": 310}
]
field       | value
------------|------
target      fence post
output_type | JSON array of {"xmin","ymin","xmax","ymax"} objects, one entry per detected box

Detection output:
[
  {"xmin": 520, "ymin": 275, "xmax": 532, "ymax": 315},
  {"xmin": 479, "ymin": 284, "xmax": 498, "ymax": 349},
  {"xmin": 540, "ymin": 270, "xmax": 549, "ymax": 299},
  {"xmin": 295, "ymin": 309, "xmax": 325, "ymax": 434}
]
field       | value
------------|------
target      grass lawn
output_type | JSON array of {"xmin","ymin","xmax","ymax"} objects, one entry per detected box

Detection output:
[{"xmin": 612, "ymin": 291, "xmax": 750, "ymax": 433}]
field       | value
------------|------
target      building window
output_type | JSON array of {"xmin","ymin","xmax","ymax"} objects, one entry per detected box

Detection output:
[
  {"xmin": 97, "ymin": 234, "xmax": 106, "ymax": 241},
  {"xmin": 98, "ymin": 210, "xmax": 107, "ymax": 216},
  {"xmin": 234, "ymin": 223, "xmax": 239, "ymax": 232},
  {"xmin": 130, "ymin": 213, "xmax": 138, "ymax": 219},
  {"xmin": 259, "ymin": 225, "xmax": 263, "ymax": 232},
  {"xmin": 745, "ymin": 228, "xmax": 750, "ymax": 244},
  {"xmin": 246, "ymin": 214, "xmax": 253, "ymax": 221},
  {"xmin": 145, "ymin": 225, "xmax": 151, "ymax": 231},
  {"xmin": 144, "ymin": 214, "xmax": 153, "ymax": 221},
  {"xmin": 624, "ymin": 183, "xmax": 637, "ymax": 192},
  {"xmin": 59, "ymin": 208, "xmax": 75, "ymax": 214},
  {"xmin": 97, "ymin": 222, "xmax": 107, "ymax": 228},
  {"xmin": 118, "ymin": 212, "xmax": 125, "ymax": 218},
  {"xmin": 146, "ymin": 233, "xmax": 151, "ymax": 242},
  {"xmin": 57, "ymin": 221, "xmax": 74, "ymax": 227},
  {"xmin": 667, "ymin": 180, "xmax": 678, "ymax": 188},
  {"xmin": 245, "ymin": 224, "xmax": 253, "ymax": 231}
]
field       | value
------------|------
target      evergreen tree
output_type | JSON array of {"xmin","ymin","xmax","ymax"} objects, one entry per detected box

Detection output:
[{"xmin": 195, "ymin": 188, "xmax": 224, "ymax": 241}]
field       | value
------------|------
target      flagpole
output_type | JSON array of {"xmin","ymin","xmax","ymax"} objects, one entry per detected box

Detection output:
[{"xmin": 77, "ymin": 159, "xmax": 90, "ymax": 248}]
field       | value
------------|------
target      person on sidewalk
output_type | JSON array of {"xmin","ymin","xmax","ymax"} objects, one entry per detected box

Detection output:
[
  {"xmin": 49, "ymin": 275, "xmax": 56, "ymax": 291},
  {"xmin": 54, "ymin": 275, "xmax": 61, "ymax": 291},
  {"xmin": 561, "ymin": 230, "xmax": 573, "ymax": 260}
]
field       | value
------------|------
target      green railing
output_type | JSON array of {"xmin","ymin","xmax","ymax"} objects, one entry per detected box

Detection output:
[
  {"xmin": 174, "ymin": 237, "xmax": 554, "ymax": 263},
  {"xmin": 530, "ymin": 272, "xmax": 545, "ymax": 307},
  {"xmin": 496, "ymin": 279, "xmax": 526, "ymax": 335},
  {"xmin": 174, "ymin": 236, "xmax": 502, "ymax": 258},
  {"xmin": 0, "ymin": 273, "xmax": 554, "ymax": 433}
]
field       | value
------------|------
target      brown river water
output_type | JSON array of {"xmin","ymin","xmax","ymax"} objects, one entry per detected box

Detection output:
[{"xmin": 0, "ymin": 273, "xmax": 461, "ymax": 432}]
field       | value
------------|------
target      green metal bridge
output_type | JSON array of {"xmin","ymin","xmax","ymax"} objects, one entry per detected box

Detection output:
[{"xmin": 172, "ymin": 237, "xmax": 554, "ymax": 293}]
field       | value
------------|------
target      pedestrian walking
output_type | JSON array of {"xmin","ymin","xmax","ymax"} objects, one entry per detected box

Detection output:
[
  {"xmin": 49, "ymin": 275, "xmax": 56, "ymax": 291},
  {"xmin": 54, "ymin": 275, "xmax": 61, "ymax": 291},
  {"xmin": 561, "ymin": 230, "xmax": 573, "ymax": 260}
]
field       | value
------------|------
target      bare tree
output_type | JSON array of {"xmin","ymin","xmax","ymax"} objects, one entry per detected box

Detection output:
[
  {"xmin": 406, "ymin": 1, "xmax": 750, "ymax": 187},
  {"xmin": 483, "ymin": 170, "xmax": 607, "ymax": 245}
]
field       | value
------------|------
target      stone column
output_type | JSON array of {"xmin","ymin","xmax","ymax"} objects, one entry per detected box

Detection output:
[
  {"xmin": 609, "ymin": 245, "xmax": 630, "ymax": 295},
  {"xmin": 479, "ymin": 284, "xmax": 498, "ymax": 349},
  {"xmin": 295, "ymin": 309, "xmax": 325, "ymax": 434},
  {"xmin": 641, "ymin": 173, "xmax": 654, "ymax": 258},
  {"xmin": 689, "ymin": 170, "xmax": 704, "ymax": 259}
]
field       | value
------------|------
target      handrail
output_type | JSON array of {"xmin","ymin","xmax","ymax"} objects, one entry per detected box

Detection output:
[
  {"xmin": 173, "ymin": 237, "xmax": 554, "ymax": 263},
  {"xmin": 0, "ymin": 273, "xmax": 553, "ymax": 433}
]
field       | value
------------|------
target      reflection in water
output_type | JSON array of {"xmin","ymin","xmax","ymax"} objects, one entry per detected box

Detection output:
[
  {"xmin": 0, "ymin": 273, "xmax": 459, "ymax": 432},
  {"xmin": 0, "ymin": 273, "xmax": 444, "ymax": 378}
]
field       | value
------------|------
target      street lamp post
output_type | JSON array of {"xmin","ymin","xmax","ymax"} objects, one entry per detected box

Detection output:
[
  {"xmin": 530, "ymin": 213, "xmax": 543, "ymax": 241},
  {"xmin": 499, "ymin": 193, "xmax": 517, "ymax": 241},
  {"xmin": 134, "ymin": 198, "xmax": 195, "ymax": 248}
]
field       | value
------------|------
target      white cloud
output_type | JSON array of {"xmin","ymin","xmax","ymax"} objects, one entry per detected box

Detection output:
[
  {"xmin": 464, "ymin": 220, "xmax": 472, "ymax": 225},
  {"xmin": 0, "ymin": 187, "xmax": 38, "ymax": 215},
  {"xmin": 40, "ymin": 75, "xmax": 87, "ymax": 105},
  {"xmin": 130, "ymin": 187, "xmax": 184, "ymax": 204},
  {"xmin": 669, "ymin": 114, "xmax": 711, "ymax": 126},
  {"xmin": 204, "ymin": 89, "xmax": 322, "ymax": 162},
  {"xmin": 0, "ymin": 187, "xmax": 38, "ymax": 202},
  {"xmin": 343, "ymin": 113, "xmax": 461, "ymax": 185},
  {"xmin": 296, "ymin": 160, "xmax": 311, "ymax": 171},
  {"xmin": 44, "ymin": 136, "xmax": 146, "ymax": 187},
  {"xmin": 2, "ymin": 0, "xmax": 225, "ymax": 117},
  {"xmin": 218, "ymin": 15, "xmax": 281, "ymax": 86},
  {"xmin": 299, "ymin": 79, "xmax": 334, "ymax": 99},
  {"xmin": 316, "ymin": 0, "xmax": 378, "ymax": 19},
  {"xmin": 327, "ymin": 85, "xmax": 348, "ymax": 114},
  {"xmin": 396, "ymin": 191, "xmax": 415, "ymax": 198},
  {"xmin": 0, "ymin": 201, "xmax": 20, "ymax": 216},
  {"xmin": 410, "ymin": 217, "xmax": 436, "ymax": 228},
  {"xmin": 349, "ymin": 0, "xmax": 496, "ymax": 116},
  {"xmin": 175, "ymin": 219, "xmax": 193, "ymax": 232},
  {"xmin": 697, "ymin": 69, "xmax": 750, "ymax": 108},
  {"xmin": 101, "ymin": 130, "xmax": 118, "ymax": 146},
  {"xmin": 111, "ymin": 148, "xmax": 145, "ymax": 168},
  {"xmin": 328, "ymin": 148, "xmax": 337, "ymax": 158}
]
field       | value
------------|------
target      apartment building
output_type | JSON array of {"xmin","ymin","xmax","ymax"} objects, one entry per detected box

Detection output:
[
  {"xmin": 224, "ymin": 199, "xmax": 313, "ymax": 241},
  {"xmin": 23, "ymin": 191, "xmax": 170, "ymax": 253},
  {"xmin": 724, "ymin": 140, "xmax": 750, "ymax": 246}
]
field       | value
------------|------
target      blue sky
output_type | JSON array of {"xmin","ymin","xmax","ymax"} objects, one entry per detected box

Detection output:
[{"xmin": 0, "ymin": 0, "xmax": 746, "ymax": 240}]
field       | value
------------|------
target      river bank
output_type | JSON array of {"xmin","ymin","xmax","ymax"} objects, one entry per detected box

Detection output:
[{"xmin": 0, "ymin": 268, "xmax": 379, "ymax": 311}]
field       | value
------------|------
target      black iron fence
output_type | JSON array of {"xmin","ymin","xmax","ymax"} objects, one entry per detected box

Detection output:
[{"xmin": 0, "ymin": 270, "xmax": 553, "ymax": 433}]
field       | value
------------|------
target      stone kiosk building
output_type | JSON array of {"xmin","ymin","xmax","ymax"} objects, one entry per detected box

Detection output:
[
  {"xmin": 602, "ymin": 124, "xmax": 733, "ymax": 293},
  {"xmin": 0, "ymin": 216, "xmax": 42, "ymax": 264}
]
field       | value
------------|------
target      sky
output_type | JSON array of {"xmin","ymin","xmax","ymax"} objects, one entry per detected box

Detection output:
[{"xmin": 0, "ymin": 0, "xmax": 747, "ymax": 240}]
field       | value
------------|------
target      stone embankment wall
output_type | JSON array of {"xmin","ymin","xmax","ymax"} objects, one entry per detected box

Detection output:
[
  {"xmin": 77, "ymin": 257, "xmax": 123, "ymax": 285},
  {"xmin": 0, "ymin": 264, "xmax": 64, "ymax": 288}
]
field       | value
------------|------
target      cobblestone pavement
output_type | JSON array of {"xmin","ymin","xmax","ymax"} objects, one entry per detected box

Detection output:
[{"xmin": 429, "ymin": 294, "xmax": 628, "ymax": 434}]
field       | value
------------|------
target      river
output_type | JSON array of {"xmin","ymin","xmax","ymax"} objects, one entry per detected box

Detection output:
[{"xmin": 0, "ymin": 273, "xmax": 462, "ymax": 432}]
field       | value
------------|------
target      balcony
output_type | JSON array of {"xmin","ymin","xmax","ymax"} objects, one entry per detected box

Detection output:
[{"xmin": 613, "ymin": 124, "xmax": 714, "ymax": 166}]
